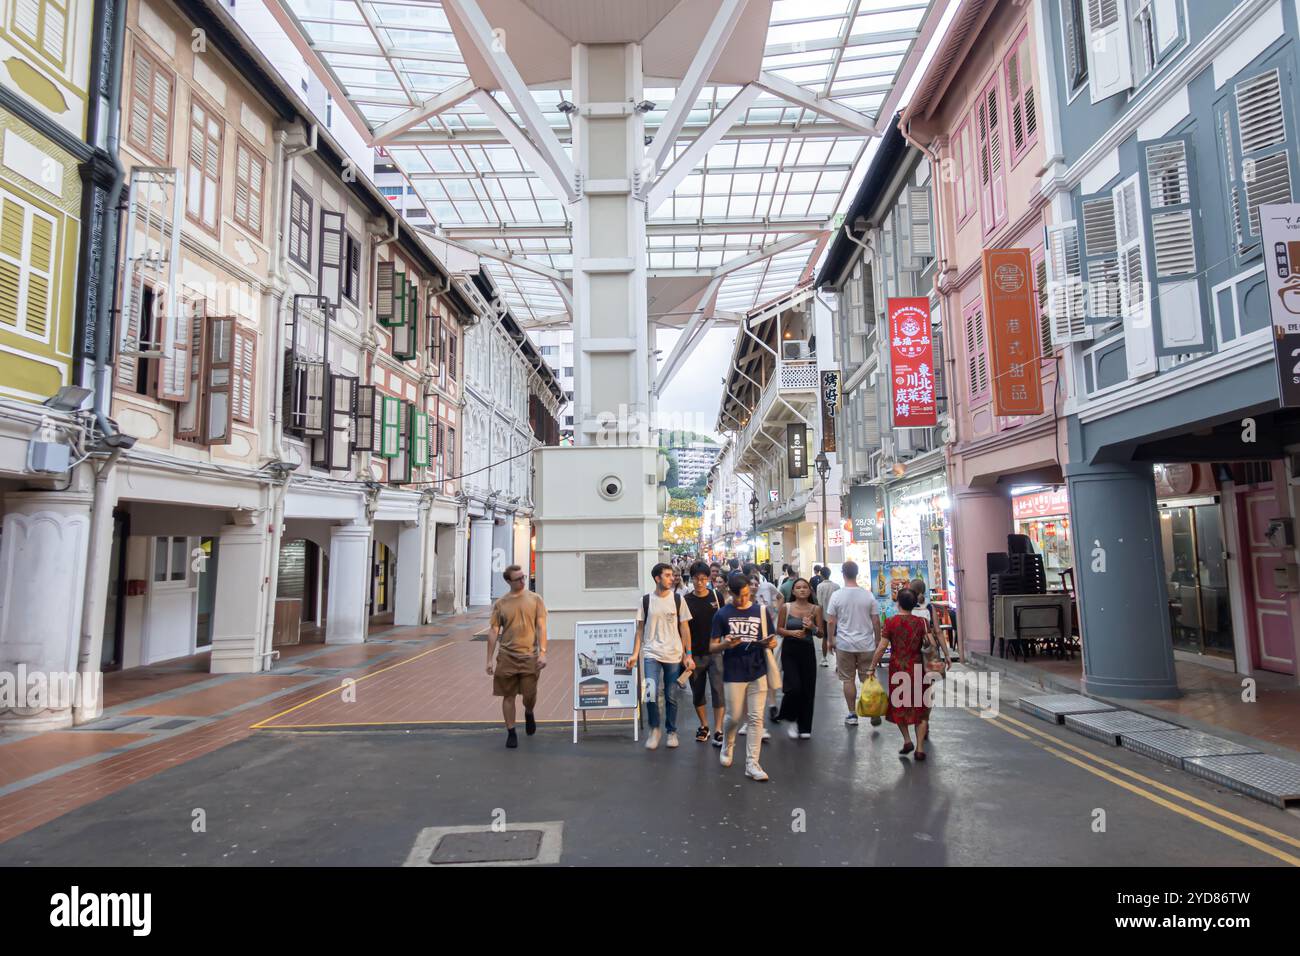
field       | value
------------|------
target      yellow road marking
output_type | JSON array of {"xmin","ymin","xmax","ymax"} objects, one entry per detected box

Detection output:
[
  {"xmin": 977, "ymin": 710, "xmax": 1300, "ymax": 866},
  {"xmin": 250, "ymin": 642, "xmax": 455, "ymax": 730}
]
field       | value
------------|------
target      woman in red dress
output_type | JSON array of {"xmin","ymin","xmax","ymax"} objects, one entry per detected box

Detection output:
[{"xmin": 868, "ymin": 587, "xmax": 936, "ymax": 760}]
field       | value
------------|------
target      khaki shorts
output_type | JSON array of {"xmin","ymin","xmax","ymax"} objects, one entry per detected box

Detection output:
[
  {"xmin": 835, "ymin": 649, "xmax": 877, "ymax": 683},
  {"xmin": 493, "ymin": 654, "xmax": 540, "ymax": 698}
]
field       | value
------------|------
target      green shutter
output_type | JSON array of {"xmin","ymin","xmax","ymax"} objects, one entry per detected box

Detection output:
[
  {"xmin": 380, "ymin": 394, "xmax": 400, "ymax": 457},
  {"xmin": 412, "ymin": 411, "xmax": 429, "ymax": 466}
]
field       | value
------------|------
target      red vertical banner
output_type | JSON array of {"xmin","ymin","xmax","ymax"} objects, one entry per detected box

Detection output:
[
  {"xmin": 887, "ymin": 297, "xmax": 937, "ymax": 427},
  {"xmin": 982, "ymin": 248, "xmax": 1043, "ymax": 416}
]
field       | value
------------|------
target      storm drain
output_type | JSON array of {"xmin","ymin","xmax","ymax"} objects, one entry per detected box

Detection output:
[
  {"xmin": 403, "ymin": 821, "xmax": 563, "ymax": 867},
  {"xmin": 1120, "ymin": 728, "xmax": 1260, "ymax": 769},
  {"xmin": 1183, "ymin": 753, "xmax": 1300, "ymax": 809},
  {"xmin": 74, "ymin": 715, "xmax": 149, "ymax": 731},
  {"xmin": 151, "ymin": 718, "xmax": 196, "ymax": 731},
  {"xmin": 1063, "ymin": 710, "xmax": 1179, "ymax": 745},
  {"xmin": 1018, "ymin": 694, "xmax": 1117, "ymax": 724}
]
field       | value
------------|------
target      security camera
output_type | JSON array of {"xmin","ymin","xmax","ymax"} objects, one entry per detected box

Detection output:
[{"xmin": 598, "ymin": 474, "xmax": 624, "ymax": 500}]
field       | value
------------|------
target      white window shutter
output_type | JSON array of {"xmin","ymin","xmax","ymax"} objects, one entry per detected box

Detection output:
[
  {"xmin": 156, "ymin": 298, "xmax": 194, "ymax": 402},
  {"xmin": 1085, "ymin": 0, "xmax": 1133, "ymax": 104},
  {"xmin": 909, "ymin": 187, "xmax": 934, "ymax": 259},
  {"xmin": 1113, "ymin": 175, "xmax": 1156, "ymax": 378},
  {"xmin": 318, "ymin": 210, "xmax": 345, "ymax": 306},
  {"xmin": 1045, "ymin": 222, "xmax": 1089, "ymax": 342},
  {"xmin": 1152, "ymin": 0, "xmax": 1180, "ymax": 57}
]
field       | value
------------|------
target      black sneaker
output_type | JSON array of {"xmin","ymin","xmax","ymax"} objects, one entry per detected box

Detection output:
[
  {"xmin": 711, "ymin": 731, "xmax": 724, "ymax": 748},
  {"xmin": 525, "ymin": 710, "xmax": 537, "ymax": 736},
  {"xmin": 695, "ymin": 726, "xmax": 710, "ymax": 743},
  {"xmin": 870, "ymin": 716, "xmax": 882, "ymax": 727},
  {"xmin": 506, "ymin": 728, "xmax": 518, "ymax": 749}
]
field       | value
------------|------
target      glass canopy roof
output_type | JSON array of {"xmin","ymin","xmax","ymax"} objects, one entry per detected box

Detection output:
[{"xmin": 278, "ymin": 0, "xmax": 939, "ymax": 323}]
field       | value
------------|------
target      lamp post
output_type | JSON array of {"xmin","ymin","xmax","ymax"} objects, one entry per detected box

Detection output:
[
  {"xmin": 815, "ymin": 451, "xmax": 830, "ymax": 567},
  {"xmin": 749, "ymin": 491, "xmax": 759, "ymax": 556}
]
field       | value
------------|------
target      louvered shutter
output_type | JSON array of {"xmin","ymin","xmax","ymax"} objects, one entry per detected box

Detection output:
[
  {"xmin": 174, "ymin": 302, "xmax": 207, "ymax": 440},
  {"xmin": 1113, "ymin": 175, "xmax": 1156, "ymax": 378},
  {"xmin": 1045, "ymin": 222, "xmax": 1089, "ymax": 342},
  {"xmin": 204, "ymin": 317, "xmax": 234, "ymax": 445},
  {"xmin": 376, "ymin": 260, "xmax": 397, "ymax": 326},
  {"xmin": 412, "ymin": 411, "xmax": 429, "ymax": 467},
  {"xmin": 303, "ymin": 360, "xmax": 326, "ymax": 436},
  {"xmin": 389, "ymin": 401, "xmax": 411, "ymax": 483},
  {"xmin": 380, "ymin": 394, "xmax": 400, "ymax": 458},
  {"xmin": 1233, "ymin": 68, "xmax": 1294, "ymax": 247},
  {"xmin": 1034, "ymin": 256, "xmax": 1053, "ymax": 356},
  {"xmin": 23, "ymin": 207, "xmax": 52, "ymax": 341},
  {"xmin": 247, "ymin": 150, "xmax": 263, "ymax": 234},
  {"xmin": 965, "ymin": 307, "xmax": 990, "ymax": 401},
  {"xmin": 326, "ymin": 374, "xmax": 357, "ymax": 471},
  {"xmin": 156, "ymin": 293, "xmax": 193, "ymax": 402},
  {"xmin": 129, "ymin": 52, "xmax": 153, "ymax": 155},
  {"xmin": 1085, "ymin": 0, "xmax": 1133, "ymax": 104},
  {"xmin": 393, "ymin": 276, "xmax": 418, "ymax": 360},
  {"xmin": 977, "ymin": 80, "xmax": 1006, "ymax": 235},
  {"xmin": 318, "ymin": 210, "xmax": 345, "ymax": 306},
  {"xmin": 1007, "ymin": 43, "xmax": 1026, "ymax": 158},
  {"xmin": 355, "ymin": 384, "xmax": 376, "ymax": 453},
  {"xmin": 1140, "ymin": 135, "xmax": 1207, "ymax": 354},
  {"xmin": 1081, "ymin": 195, "xmax": 1120, "ymax": 323},
  {"xmin": 234, "ymin": 144, "xmax": 250, "ymax": 229},
  {"xmin": 150, "ymin": 67, "xmax": 170, "ymax": 162},
  {"xmin": 908, "ymin": 187, "xmax": 934, "ymax": 259},
  {"xmin": 232, "ymin": 325, "xmax": 256, "ymax": 423}
]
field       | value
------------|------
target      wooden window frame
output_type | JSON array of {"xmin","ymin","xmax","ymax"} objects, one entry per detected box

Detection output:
[
  {"xmin": 343, "ymin": 231, "xmax": 361, "ymax": 305},
  {"xmin": 1004, "ymin": 25, "xmax": 1038, "ymax": 169},
  {"xmin": 185, "ymin": 94, "xmax": 224, "ymax": 238},
  {"xmin": 127, "ymin": 46, "xmax": 173, "ymax": 164},
  {"xmin": 288, "ymin": 182, "xmax": 312, "ymax": 271},
  {"xmin": 232, "ymin": 138, "xmax": 266, "ymax": 239}
]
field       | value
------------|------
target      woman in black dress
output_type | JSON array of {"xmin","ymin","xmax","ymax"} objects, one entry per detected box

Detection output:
[{"xmin": 775, "ymin": 578, "xmax": 822, "ymax": 738}]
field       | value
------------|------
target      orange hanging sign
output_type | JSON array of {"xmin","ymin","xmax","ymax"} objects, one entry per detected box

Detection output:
[{"xmin": 982, "ymin": 248, "xmax": 1043, "ymax": 417}]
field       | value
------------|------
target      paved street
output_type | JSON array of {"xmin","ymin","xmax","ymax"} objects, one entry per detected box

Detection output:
[{"xmin": 2, "ymin": 662, "xmax": 1297, "ymax": 867}]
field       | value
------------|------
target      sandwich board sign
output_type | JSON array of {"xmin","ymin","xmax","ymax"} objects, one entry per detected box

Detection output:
[{"xmin": 573, "ymin": 618, "xmax": 638, "ymax": 742}]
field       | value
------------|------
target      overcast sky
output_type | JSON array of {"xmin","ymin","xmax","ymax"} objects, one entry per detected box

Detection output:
[{"xmin": 653, "ymin": 326, "xmax": 737, "ymax": 442}]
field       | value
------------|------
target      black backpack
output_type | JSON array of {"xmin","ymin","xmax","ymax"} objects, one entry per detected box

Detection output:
[{"xmin": 642, "ymin": 591, "xmax": 684, "ymax": 622}]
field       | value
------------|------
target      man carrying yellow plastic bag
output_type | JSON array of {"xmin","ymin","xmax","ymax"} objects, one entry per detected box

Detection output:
[{"xmin": 825, "ymin": 561, "xmax": 884, "ymax": 728}]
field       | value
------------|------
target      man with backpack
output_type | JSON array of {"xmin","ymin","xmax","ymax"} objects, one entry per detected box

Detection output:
[{"xmin": 631, "ymin": 562, "xmax": 695, "ymax": 750}]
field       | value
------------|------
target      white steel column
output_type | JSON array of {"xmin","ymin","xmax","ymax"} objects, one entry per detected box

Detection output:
[
  {"xmin": 0, "ymin": 491, "xmax": 92, "ymax": 732},
  {"xmin": 210, "ymin": 521, "xmax": 273, "ymax": 673},
  {"xmin": 326, "ymin": 522, "xmax": 372, "ymax": 644},
  {"xmin": 491, "ymin": 518, "xmax": 513, "ymax": 599},
  {"xmin": 571, "ymin": 42, "xmax": 649, "ymax": 444},
  {"xmin": 468, "ymin": 515, "xmax": 494, "ymax": 606}
]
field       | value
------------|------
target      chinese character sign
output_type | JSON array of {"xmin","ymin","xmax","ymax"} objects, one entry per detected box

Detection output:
[
  {"xmin": 786, "ymin": 423, "xmax": 808, "ymax": 479},
  {"xmin": 887, "ymin": 298, "xmax": 937, "ymax": 427},
  {"xmin": 820, "ymin": 369, "xmax": 840, "ymax": 452},
  {"xmin": 982, "ymin": 249, "xmax": 1043, "ymax": 416}
]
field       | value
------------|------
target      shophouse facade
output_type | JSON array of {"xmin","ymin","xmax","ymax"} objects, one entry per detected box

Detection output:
[
  {"xmin": 818, "ymin": 116, "xmax": 951, "ymax": 599},
  {"xmin": 1036, "ymin": 0, "xmax": 1300, "ymax": 694}
]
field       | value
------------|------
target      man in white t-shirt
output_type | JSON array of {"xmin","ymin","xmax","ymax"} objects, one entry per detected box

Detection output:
[
  {"xmin": 825, "ymin": 561, "xmax": 881, "ymax": 727},
  {"xmin": 631, "ymin": 562, "xmax": 695, "ymax": 751}
]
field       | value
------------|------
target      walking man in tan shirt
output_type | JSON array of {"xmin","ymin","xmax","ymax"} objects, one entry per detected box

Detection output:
[{"xmin": 486, "ymin": 564, "xmax": 548, "ymax": 749}]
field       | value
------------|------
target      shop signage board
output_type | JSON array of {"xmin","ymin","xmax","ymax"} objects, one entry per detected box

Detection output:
[
  {"xmin": 820, "ymin": 369, "xmax": 840, "ymax": 452},
  {"xmin": 1259, "ymin": 204, "xmax": 1300, "ymax": 406},
  {"xmin": 786, "ymin": 423, "xmax": 808, "ymax": 478},
  {"xmin": 981, "ymin": 249, "xmax": 1043, "ymax": 416},
  {"xmin": 872, "ymin": 560, "xmax": 929, "ymax": 619},
  {"xmin": 887, "ymin": 297, "xmax": 937, "ymax": 427},
  {"xmin": 1012, "ymin": 487, "xmax": 1070, "ymax": 520},
  {"xmin": 573, "ymin": 619, "xmax": 638, "ymax": 742},
  {"xmin": 848, "ymin": 484, "xmax": 876, "ymax": 542}
]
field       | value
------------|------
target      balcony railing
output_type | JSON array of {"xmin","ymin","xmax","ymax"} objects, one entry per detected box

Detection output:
[{"xmin": 737, "ymin": 357, "xmax": 818, "ymax": 456}]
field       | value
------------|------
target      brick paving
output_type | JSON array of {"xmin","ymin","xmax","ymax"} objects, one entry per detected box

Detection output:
[
  {"xmin": 125, "ymin": 675, "xmax": 314, "ymax": 717},
  {"xmin": 0, "ymin": 731, "xmax": 152, "ymax": 789}
]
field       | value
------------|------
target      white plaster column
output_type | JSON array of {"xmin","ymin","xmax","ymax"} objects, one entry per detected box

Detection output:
[
  {"xmin": 327, "ymin": 522, "xmax": 372, "ymax": 644},
  {"xmin": 0, "ymin": 491, "xmax": 92, "ymax": 733},
  {"xmin": 393, "ymin": 520, "xmax": 424, "ymax": 626},
  {"xmin": 210, "ymin": 521, "xmax": 273, "ymax": 673},
  {"xmin": 490, "ymin": 517, "xmax": 513, "ymax": 599},
  {"xmin": 468, "ymin": 515, "xmax": 494, "ymax": 606}
]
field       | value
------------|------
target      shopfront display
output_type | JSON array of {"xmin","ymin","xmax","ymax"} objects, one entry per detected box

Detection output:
[
  {"xmin": 1012, "ymin": 487, "xmax": 1071, "ymax": 591},
  {"xmin": 886, "ymin": 473, "xmax": 953, "ymax": 597}
]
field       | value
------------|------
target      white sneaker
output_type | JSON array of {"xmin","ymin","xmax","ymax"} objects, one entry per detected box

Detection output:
[
  {"xmin": 761, "ymin": 728, "xmax": 772, "ymax": 741},
  {"xmin": 719, "ymin": 746, "xmax": 733, "ymax": 768},
  {"xmin": 845, "ymin": 714, "xmax": 859, "ymax": 726},
  {"xmin": 787, "ymin": 724, "xmax": 800, "ymax": 739},
  {"xmin": 799, "ymin": 732, "xmax": 812, "ymax": 739},
  {"xmin": 645, "ymin": 728, "xmax": 661, "ymax": 750},
  {"xmin": 744, "ymin": 763, "xmax": 770, "ymax": 782},
  {"xmin": 666, "ymin": 732, "xmax": 680, "ymax": 749},
  {"xmin": 819, "ymin": 658, "xmax": 830, "ymax": 668},
  {"xmin": 738, "ymin": 723, "xmax": 747, "ymax": 736}
]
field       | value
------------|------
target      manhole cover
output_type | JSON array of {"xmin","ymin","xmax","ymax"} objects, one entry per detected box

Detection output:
[{"xmin": 431, "ymin": 829, "xmax": 544, "ymax": 864}]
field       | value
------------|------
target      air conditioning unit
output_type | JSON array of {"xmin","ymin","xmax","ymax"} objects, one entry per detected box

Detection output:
[{"xmin": 782, "ymin": 340, "xmax": 810, "ymax": 361}]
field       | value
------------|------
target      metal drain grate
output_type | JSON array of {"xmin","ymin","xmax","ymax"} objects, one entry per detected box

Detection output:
[
  {"xmin": 151, "ymin": 718, "xmax": 196, "ymax": 730},
  {"xmin": 1183, "ymin": 753, "xmax": 1300, "ymax": 809},
  {"xmin": 1120, "ymin": 728, "xmax": 1260, "ymax": 769},
  {"xmin": 74, "ymin": 715, "xmax": 149, "ymax": 732},
  {"xmin": 1063, "ymin": 710, "xmax": 1179, "ymax": 745},
  {"xmin": 404, "ymin": 822, "xmax": 564, "ymax": 867},
  {"xmin": 1018, "ymin": 694, "xmax": 1117, "ymax": 724},
  {"xmin": 431, "ymin": 829, "xmax": 543, "ymax": 864}
]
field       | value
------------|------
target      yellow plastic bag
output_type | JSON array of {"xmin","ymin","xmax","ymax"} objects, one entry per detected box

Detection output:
[{"xmin": 855, "ymin": 675, "xmax": 887, "ymax": 718}]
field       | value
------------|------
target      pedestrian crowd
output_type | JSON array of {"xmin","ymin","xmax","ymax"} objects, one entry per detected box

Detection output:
[{"xmin": 484, "ymin": 554, "xmax": 953, "ymax": 781}]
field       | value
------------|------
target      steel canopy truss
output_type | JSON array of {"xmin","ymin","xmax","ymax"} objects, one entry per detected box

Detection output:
[{"xmin": 275, "ymin": 0, "xmax": 945, "ymax": 324}]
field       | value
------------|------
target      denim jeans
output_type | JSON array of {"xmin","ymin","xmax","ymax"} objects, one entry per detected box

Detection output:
[{"xmin": 642, "ymin": 657, "xmax": 684, "ymax": 732}]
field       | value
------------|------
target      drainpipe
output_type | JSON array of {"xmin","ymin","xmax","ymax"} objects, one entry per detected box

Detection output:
[
  {"xmin": 73, "ymin": 0, "xmax": 130, "ymax": 724},
  {"xmin": 258, "ymin": 121, "xmax": 317, "ymax": 671}
]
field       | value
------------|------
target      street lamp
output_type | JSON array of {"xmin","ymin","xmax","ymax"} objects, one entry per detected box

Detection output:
[
  {"xmin": 749, "ymin": 491, "xmax": 759, "ymax": 554},
  {"xmin": 815, "ymin": 451, "xmax": 831, "ymax": 567}
]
